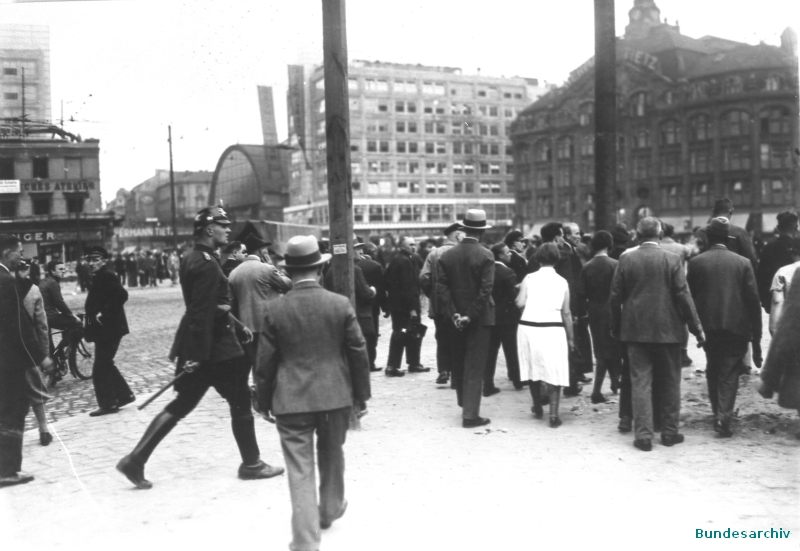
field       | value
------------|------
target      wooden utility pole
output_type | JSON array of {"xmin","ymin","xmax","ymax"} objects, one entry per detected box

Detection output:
[
  {"xmin": 322, "ymin": 0, "xmax": 355, "ymax": 304},
  {"xmin": 168, "ymin": 125, "xmax": 178, "ymax": 251},
  {"xmin": 594, "ymin": 0, "xmax": 617, "ymax": 231}
]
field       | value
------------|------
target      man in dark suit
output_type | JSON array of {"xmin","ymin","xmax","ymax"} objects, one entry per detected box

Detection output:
[
  {"xmin": 117, "ymin": 206, "xmax": 284, "ymax": 489},
  {"xmin": 0, "ymin": 234, "xmax": 51, "ymax": 487},
  {"xmin": 255, "ymin": 235, "xmax": 370, "ymax": 551},
  {"xmin": 356, "ymin": 242, "xmax": 385, "ymax": 372},
  {"xmin": 687, "ymin": 218, "xmax": 762, "ymax": 437},
  {"xmin": 756, "ymin": 211, "xmax": 798, "ymax": 313},
  {"xmin": 384, "ymin": 235, "xmax": 428, "ymax": 376},
  {"xmin": 610, "ymin": 217, "xmax": 704, "ymax": 451},
  {"xmin": 84, "ymin": 246, "xmax": 136, "ymax": 417},
  {"xmin": 221, "ymin": 240, "xmax": 247, "ymax": 278},
  {"xmin": 483, "ymin": 242, "xmax": 523, "ymax": 394},
  {"xmin": 437, "ymin": 209, "xmax": 495, "ymax": 427},
  {"xmin": 420, "ymin": 222, "xmax": 463, "ymax": 385},
  {"xmin": 503, "ymin": 229, "xmax": 529, "ymax": 283}
]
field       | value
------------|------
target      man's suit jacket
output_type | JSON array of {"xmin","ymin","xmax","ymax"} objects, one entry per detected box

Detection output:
[
  {"xmin": 84, "ymin": 265, "xmax": 129, "ymax": 341},
  {"xmin": 756, "ymin": 234, "xmax": 794, "ymax": 312},
  {"xmin": 255, "ymin": 280, "xmax": 371, "ymax": 415},
  {"xmin": 229, "ymin": 256, "xmax": 292, "ymax": 334},
  {"xmin": 610, "ymin": 242, "xmax": 701, "ymax": 343},
  {"xmin": 436, "ymin": 238, "xmax": 495, "ymax": 326},
  {"xmin": 696, "ymin": 223, "xmax": 757, "ymax": 273},
  {"xmin": 507, "ymin": 250, "xmax": 528, "ymax": 283},
  {"xmin": 323, "ymin": 261, "xmax": 375, "ymax": 333},
  {"xmin": 419, "ymin": 240, "xmax": 456, "ymax": 318},
  {"xmin": 356, "ymin": 255, "xmax": 385, "ymax": 312},
  {"xmin": 0, "ymin": 267, "xmax": 46, "ymax": 372},
  {"xmin": 492, "ymin": 261, "xmax": 519, "ymax": 326},
  {"xmin": 687, "ymin": 244, "xmax": 762, "ymax": 341},
  {"xmin": 384, "ymin": 249, "xmax": 421, "ymax": 313}
]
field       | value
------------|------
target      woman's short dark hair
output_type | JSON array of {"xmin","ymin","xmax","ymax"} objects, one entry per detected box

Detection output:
[
  {"xmin": 590, "ymin": 230, "xmax": 613, "ymax": 252},
  {"xmin": 534, "ymin": 242, "xmax": 561, "ymax": 265}
]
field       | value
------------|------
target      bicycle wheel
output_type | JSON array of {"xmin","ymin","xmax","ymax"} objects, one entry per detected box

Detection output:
[{"xmin": 68, "ymin": 339, "xmax": 95, "ymax": 380}]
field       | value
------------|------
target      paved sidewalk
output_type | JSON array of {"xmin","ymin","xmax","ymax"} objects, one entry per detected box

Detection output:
[{"xmin": 2, "ymin": 313, "xmax": 798, "ymax": 551}]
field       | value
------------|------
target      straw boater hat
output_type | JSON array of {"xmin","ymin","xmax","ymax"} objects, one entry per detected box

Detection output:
[
  {"xmin": 458, "ymin": 208, "xmax": 491, "ymax": 230},
  {"xmin": 279, "ymin": 235, "xmax": 331, "ymax": 270}
]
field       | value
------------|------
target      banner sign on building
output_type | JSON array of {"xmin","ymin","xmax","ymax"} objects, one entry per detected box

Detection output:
[{"xmin": 0, "ymin": 180, "xmax": 21, "ymax": 193}]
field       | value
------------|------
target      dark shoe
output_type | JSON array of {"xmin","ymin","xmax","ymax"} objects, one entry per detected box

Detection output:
[
  {"xmin": 563, "ymin": 385, "xmax": 583, "ymax": 397},
  {"xmin": 590, "ymin": 392, "xmax": 607, "ymax": 404},
  {"xmin": 118, "ymin": 394, "xmax": 136, "ymax": 408},
  {"xmin": 435, "ymin": 373, "xmax": 449, "ymax": 385},
  {"xmin": 531, "ymin": 406, "xmax": 544, "ymax": 420},
  {"xmin": 610, "ymin": 377, "xmax": 620, "ymax": 395},
  {"xmin": 618, "ymin": 416, "xmax": 632, "ymax": 433},
  {"xmin": 0, "ymin": 472, "xmax": 34, "ymax": 487},
  {"xmin": 238, "ymin": 460, "xmax": 285, "ymax": 480},
  {"xmin": 369, "ymin": 366, "xmax": 383, "ymax": 372},
  {"xmin": 513, "ymin": 381, "xmax": 525, "ymax": 390},
  {"xmin": 117, "ymin": 455, "xmax": 152, "ymax": 489},
  {"xmin": 320, "ymin": 500, "xmax": 348, "ymax": 530},
  {"xmin": 482, "ymin": 387, "xmax": 501, "ymax": 397},
  {"xmin": 89, "ymin": 406, "xmax": 120, "ymax": 417},
  {"xmin": 385, "ymin": 367, "xmax": 405, "ymax": 377},
  {"xmin": 408, "ymin": 364, "xmax": 430, "ymax": 373},
  {"xmin": 462, "ymin": 417, "xmax": 491, "ymax": 428},
  {"xmin": 661, "ymin": 433, "xmax": 685, "ymax": 447},
  {"xmin": 549, "ymin": 417, "xmax": 562, "ymax": 428},
  {"xmin": 577, "ymin": 375, "xmax": 593, "ymax": 384},
  {"xmin": 717, "ymin": 422, "xmax": 733, "ymax": 438},
  {"xmin": 713, "ymin": 419, "xmax": 723, "ymax": 433},
  {"xmin": 39, "ymin": 432, "xmax": 53, "ymax": 446},
  {"xmin": 633, "ymin": 439, "xmax": 652, "ymax": 452}
]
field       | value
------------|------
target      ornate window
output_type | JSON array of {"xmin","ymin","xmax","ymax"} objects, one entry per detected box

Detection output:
[
  {"xmin": 630, "ymin": 92, "xmax": 648, "ymax": 117},
  {"xmin": 760, "ymin": 107, "xmax": 791, "ymax": 136},
  {"xmin": 579, "ymin": 102, "xmax": 594, "ymax": 126},
  {"xmin": 720, "ymin": 110, "xmax": 751, "ymax": 137},
  {"xmin": 689, "ymin": 114, "xmax": 712, "ymax": 142},
  {"xmin": 660, "ymin": 119, "xmax": 681, "ymax": 145},
  {"xmin": 556, "ymin": 137, "xmax": 573, "ymax": 159}
]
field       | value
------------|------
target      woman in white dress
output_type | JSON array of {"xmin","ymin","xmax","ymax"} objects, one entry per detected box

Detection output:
[{"xmin": 516, "ymin": 243, "xmax": 575, "ymax": 427}]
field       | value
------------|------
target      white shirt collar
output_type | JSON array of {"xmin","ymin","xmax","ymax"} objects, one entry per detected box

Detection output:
[{"xmin": 0, "ymin": 263, "xmax": 9, "ymax": 274}]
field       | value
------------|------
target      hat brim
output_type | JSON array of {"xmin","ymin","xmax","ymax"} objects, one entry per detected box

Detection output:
[
  {"xmin": 279, "ymin": 253, "xmax": 332, "ymax": 270},
  {"xmin": 458, "ymin": 221, "xmax": 492, "ymax": 230},
  {"xmin": 354, "ymin": 243, "xmax": 365, "ymax": 249}
]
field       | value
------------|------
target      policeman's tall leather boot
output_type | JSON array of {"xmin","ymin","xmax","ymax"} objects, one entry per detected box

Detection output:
[
  {"xmin": 116, "ymin": 409, "xmax": 179, "ymax": 489},
  {"xmin": 232, "ymin": 416, "xmax": 285, "ymax": 480}
]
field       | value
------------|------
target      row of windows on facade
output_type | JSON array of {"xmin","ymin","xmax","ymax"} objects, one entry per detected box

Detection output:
[
  {"xmin": 0, "ymin": 156, "xmax": 98, "ymax": 180},
  {"xmin": 351, "ymin": 180, "xmax": 508, "ymax": 196},
  {"xmin": 525, "ymin": 142, "xmax": 793, "ymax": 187},
  {"xmin": 1, "ymin": 63, "xmax": 38, "ymax": 78},
  {"xmin": 519, "ymin": 108, "xmax": 793, "ymax": 161},
  {"xmin": 329, "ymin": 99, "xmax": 520, "ymax": 118},
  {"xmin": 0, "ymin": 195, "xmax": 86, "ymax": 218},
  {"xmin": 351, "ymin": 119, "xmax": 509, "ymax": 136},
  {"xmin": 351, "ymin": 140, "xmax": 511, "ymax": 156},
  {"xmin": 531, "ymin": 177, "xmax": 792, "ymax": 219},
  {"xmin": 352, "ymin": 160, "xmax": 511, "ymax": 175},
  {"xmin": 516, "ymin": 91, "xmax": 792, "ymax": 134},
  {"xmin": 315, "ymin": 77, "xmax": 525, "ymax": 100},
  {"xmin": 300, "ymin": 202, "xmax": 516, "ymax": 225}
]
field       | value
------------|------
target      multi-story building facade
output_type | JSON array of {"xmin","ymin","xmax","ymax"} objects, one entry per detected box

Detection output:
[
  {"xmin": 283, "ymin": 60, "xmax": 553, "ymax": 237},
  {"xmin": 511, "ymin": 0, "xmax": 799, "ymax": 236},
  {"xmin": 0, "ymin": 24, "xmax": 51, "ymax": 127},
  {"xmin": 0, "ymin": 130, "xmax": 112, "ymax": 262}
]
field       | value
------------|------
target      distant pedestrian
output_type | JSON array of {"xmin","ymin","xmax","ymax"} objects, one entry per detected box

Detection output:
[
  {"xmin": 255, "ymin": 235, "xmax": 370, "ymax": 551},
  {"xmin": 29, "ymin": 258, "xmax": 41, "ymax": 285},
  {"xmin": 436, "ymin": 209, "xmax": 495, "ymax": 428},
  {"xmin": 610, "ymin": 217, "xmax": 704, "ymax": 452},
  {"xmin": 84, "ymin": 246, "xmax": 135, "ymax": 417},
  {"xmin": 114, "ymin": 253, "xmax": 126, "ymax": 286},
  {"xmin": 503, "ymin": 229, "xmax": 529, "ymax": 283},
  {"xmin": 168, "ymin": 250, "xmax": 180, "ymax": 285},
  {"xmin": 687, "ymin": 217, "xmax": 762, "ymax": 438},
  {"xmin": 0, "ymin": 234, "xmax": 52, "ymax": 487},
  {"xmin": 757, "ymin": 211, "xmax": 798, "ymax": 313},
  {"xmin": 356, "ymin": 241, "xmax": 385, "ymax": 372},
  {"xmin": 125, "ymin": 253, "xmax": 138, "ymax": 288},
  {"xmin": 117, "ymin": 206, "xmax": 284, "ymax": 489},
  {"xmin": 75, "ymin": 259, "xmax": 91, "ymax": 293}
]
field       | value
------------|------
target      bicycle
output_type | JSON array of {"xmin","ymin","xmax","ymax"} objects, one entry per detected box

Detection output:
[{"xmin": 48, "ymin": 313, "xmax": 94, "ymax": 387}]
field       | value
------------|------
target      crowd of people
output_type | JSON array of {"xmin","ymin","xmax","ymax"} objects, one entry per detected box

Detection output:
[{"xmin": 2, "ymin": 197, "xmax": 800, "ymax": 551}]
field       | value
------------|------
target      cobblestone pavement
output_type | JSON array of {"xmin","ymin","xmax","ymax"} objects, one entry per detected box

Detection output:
[{"xmin": 5, "ymin": 282, "xmax": 799, "ymax": 551}]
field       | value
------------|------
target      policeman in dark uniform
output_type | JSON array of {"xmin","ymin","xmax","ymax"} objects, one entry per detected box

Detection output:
[{"xmin": 117, "ymin": 206, "xmax": 285, "ymax": 489}]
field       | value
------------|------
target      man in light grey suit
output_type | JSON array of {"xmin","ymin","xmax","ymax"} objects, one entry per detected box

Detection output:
[
  {"xmin": 255, "ymin": 235, "xmax": 370, "ymax": 551},
  {"xmin": 610, "ymin": 217, "xmax": 704, "ymax": 452},
  {"xmin": 228, "ymin": 234, "xmax": 291, "ymax": 359}
]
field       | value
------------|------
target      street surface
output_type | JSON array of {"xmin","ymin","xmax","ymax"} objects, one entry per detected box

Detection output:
[{"xmin": 3, "ymin": 283, "xmax": 799, "ymax": 551}]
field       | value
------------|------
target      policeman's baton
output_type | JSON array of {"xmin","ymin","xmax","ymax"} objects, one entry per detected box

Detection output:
[{"xmin": 138, "ymin": 362, "xmax": 198, "ymax": 410}]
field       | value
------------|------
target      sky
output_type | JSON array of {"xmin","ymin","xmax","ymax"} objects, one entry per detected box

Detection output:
[{"xmin": 2, "ymin": 0, "xmax": 798, "ymax": 205}]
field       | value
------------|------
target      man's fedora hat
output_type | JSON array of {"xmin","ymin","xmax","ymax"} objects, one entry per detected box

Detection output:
[
  {"xmin": 443, "ymin": 222, "xmax": 461, "ymax": 236},
  {"xmin": 279, "ymin": 235, "xmax": 331, "ymax": 270},
  {"xmin": 706, "ymin": 216, "xmax": 730, "ymax": 238},
  {"xmin": 84, "ymin": 245, "xmax": 110, "ymax": 259},
  {"xmin": 244, "ymin": 233, "xmax": 272, "ymax": 254},
  {"xmin": 458, "ymin": 208, "xmax": 491, "ymax": 230}
]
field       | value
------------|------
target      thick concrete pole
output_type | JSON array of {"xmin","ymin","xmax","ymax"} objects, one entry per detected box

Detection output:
[
  {"xmin": 322, "ymin": 0, "xmax": 355, "ymax": 304},
  {"xmin": 594, "ymin": 0, "xmax": 617, "ymax": 231}
]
